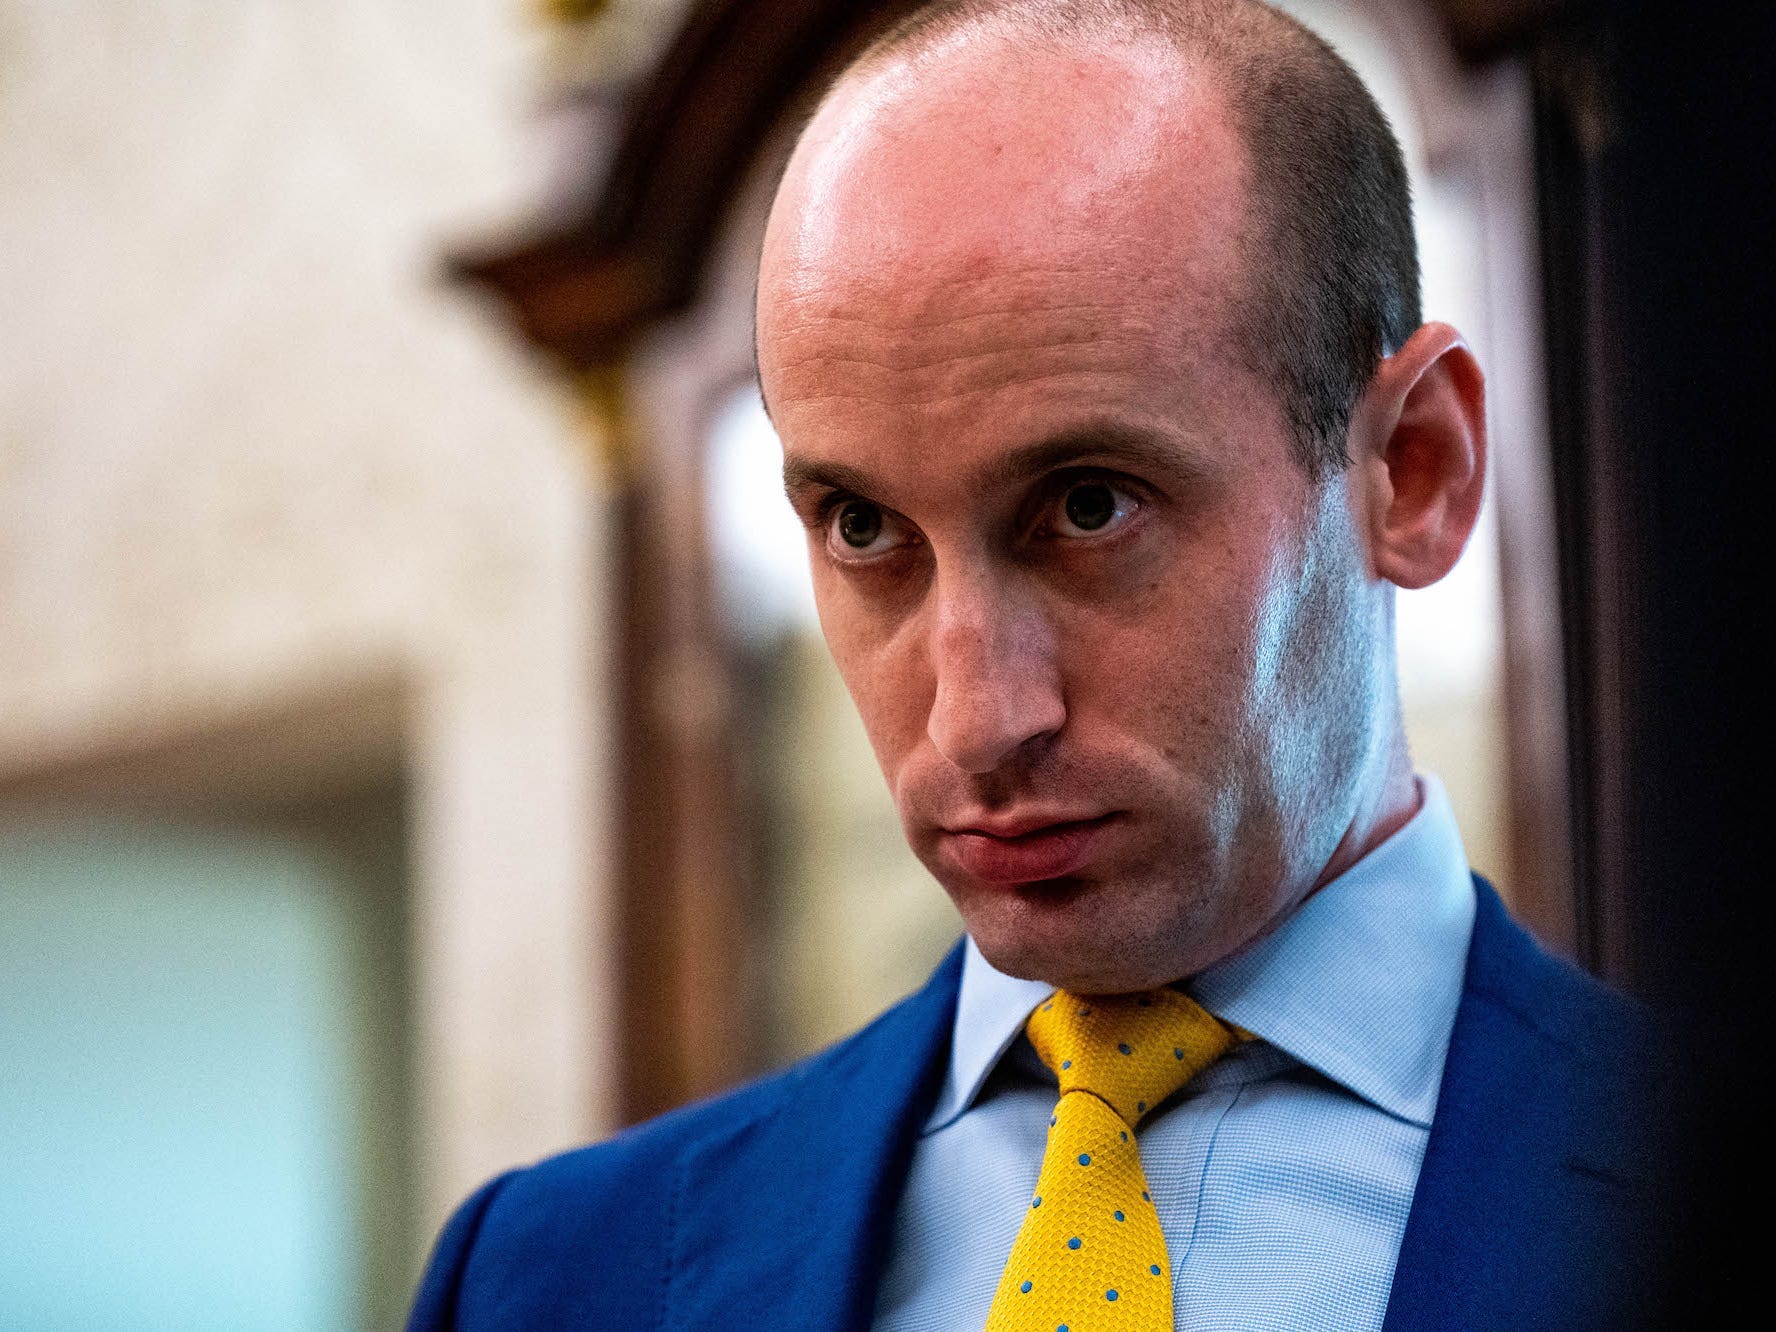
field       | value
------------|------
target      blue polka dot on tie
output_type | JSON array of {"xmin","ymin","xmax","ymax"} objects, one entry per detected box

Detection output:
[
  {"xmin": 1120, "ymin": 1130, "xmax": 1128, "ymax": 1142},
  {"xmin": 1021, "ymin": 1280, "xmax": 1033, "ymax": 1293},
  {"xmin": 1106, "ymin": 1289, "xmax": 1120, "ymax": 1302},
  {"xmin": 1077, "ymin": 1153, "xmax": 1091, "ymax": 1166},
  {"xmin": 1059, "ymin": 1325, "xmax": 1070, "ymax": 1332},
  {"xmin": 1061, "ymin": 1060, "xmax": 1072, "ymax": 1070},
  {"xmin": 1114, "ymin": 1210, "xmax": 1125, "ymax": 1221},
  {"xmin": 1068, "ymin": 1236, "xmax": 1082, "ymax": 1250},
  {"xmin": 1150, "ymin": 1264, "xmax": 1162, "ymax": 1276},
  {"xmin": 1118, "ymin": 1042, "xmax": 1132, "ymax": 1055},
  {"xmin": 1143, "ymin": 1190, "xmax": 1151, "ymax": 1201},
  {"xmin": 1078, "ymin": 1006, "xmax": 1092, "ymax": 1016},
  {"xmin": 1137, "ymin": 1100, "xmax": 1147, "ymax": 1113},
  {"xmin": 1174, "ymin": 1047, "xmax": 1185, "ymax": 1060},
  {"xmin": 1031, "ymin": 1195, "xmax": 1042, "ymax": 1208}
]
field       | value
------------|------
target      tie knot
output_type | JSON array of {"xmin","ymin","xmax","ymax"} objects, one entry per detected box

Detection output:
[{"xmin": 1025, "ymin": 988, "xmax": 1239, "ymax": 1127}]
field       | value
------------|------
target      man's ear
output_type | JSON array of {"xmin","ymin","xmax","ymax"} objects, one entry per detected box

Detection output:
[{"xmin": 1349, "ymin": 321, "xmax": 1487, "ymax": 590}]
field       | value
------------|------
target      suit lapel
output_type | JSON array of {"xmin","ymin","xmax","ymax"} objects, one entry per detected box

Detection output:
[
  {"xmin": 664, "ymin": 941, "xmax": 964, "ymax": 1331},
  {"xmin": 1381, "ymin": 880, "xmax": 1649, "ymax": 1331}
]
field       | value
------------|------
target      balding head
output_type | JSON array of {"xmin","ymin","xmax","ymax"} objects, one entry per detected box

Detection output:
[
  {"xmin": 762, "ymin": 24, "xmax": 1252, "ymax": 455},
  {"xmin": 773, "ymin": 0, "xmax": 1419, "ymax": 478}
]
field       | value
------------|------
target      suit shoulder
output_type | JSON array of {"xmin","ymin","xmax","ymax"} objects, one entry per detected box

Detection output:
[
  {"xmin": 414, "ymin": 1044, "xmax": 841, "ymax": 1328},
  {"xmin": 509, "ymin": 970, "xmax": 950, "ymax": 1200},
  {"xmin": 412, "ymin": 949, "xmax": 964, "ymax": 1328},
  {"xmin": 1460, "ymin": 878, "xmax": 1676, "ymax": 1168},
  {"xmin": 1465, "ymin": 875, "xmax": 1656, "ymax": 1060},
  {"xmin": 470, "ymin": 1036, "xmax": 829, "ymax": 1242}
]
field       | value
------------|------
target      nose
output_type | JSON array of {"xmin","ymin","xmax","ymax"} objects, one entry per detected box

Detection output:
[{"xmin": 926, "ymin": 572, "xmax": 1066, "ymax": 774}]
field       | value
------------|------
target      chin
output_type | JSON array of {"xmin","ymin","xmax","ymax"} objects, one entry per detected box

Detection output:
[{"xmin": 960, "ymin": 878, "xmax": 1191, "ymax": 995}]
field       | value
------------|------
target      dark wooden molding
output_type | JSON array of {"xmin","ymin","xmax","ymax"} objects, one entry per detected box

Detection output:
[
  {"xmin": 450, "ymin": 0, "xmax": 921, "ymax": 369},
  {"xmin": 1525, "ymin": 2, "xmax": 1772, "ymax": 1307},
  {"xmin": 1531, "ymin": 1, "xmax": 1772, "ymax": 996},
  {"xmin": 1530, "ymin": 24, "xmax": 1621, "ymax": 980},
  {"xmin": 1423, "ymin": 0, "xmax": 1590, "ymax": 60}
]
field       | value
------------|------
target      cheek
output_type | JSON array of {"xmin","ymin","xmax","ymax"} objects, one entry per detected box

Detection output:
[
  {"xmin": 813, "ymin": 576, "xmax": 933, "ymax": 768},
  {"xmin": 1058, "ymin": 545, "xmax": 1275, "ymax": 730}
]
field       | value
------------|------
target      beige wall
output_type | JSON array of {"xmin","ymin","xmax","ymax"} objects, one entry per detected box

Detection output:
[{"xmin": 0, "ymin": 0, "xmax": 617, "ymax": 1233}]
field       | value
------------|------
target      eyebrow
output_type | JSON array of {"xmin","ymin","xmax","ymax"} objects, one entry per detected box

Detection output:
[
  {"xmin": 781, "ymin": 422, "xmax": 1206, "ymax": 505},
  {"xmin": 985, "ymin": 426, "xmax": 1207, "ymax": 490},
  {"xmin": 781, "ymin": 455, "xmax": 876, "ymax": 505}
]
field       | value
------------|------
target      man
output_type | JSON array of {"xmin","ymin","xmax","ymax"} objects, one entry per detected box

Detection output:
[{"xmin": 411, "ymin": 2, "xmax": 1663, "ymax": 1327}]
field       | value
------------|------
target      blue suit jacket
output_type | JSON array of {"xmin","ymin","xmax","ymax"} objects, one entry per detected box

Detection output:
[{"xmin": 410, "ymin": 881, "xmax": 1669, "ymax": 1329}]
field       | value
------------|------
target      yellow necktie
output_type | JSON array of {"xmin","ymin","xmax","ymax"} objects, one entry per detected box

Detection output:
[{"xmin": 985, "ymin": 988, "xmax": 1243, "ymax": 1331}]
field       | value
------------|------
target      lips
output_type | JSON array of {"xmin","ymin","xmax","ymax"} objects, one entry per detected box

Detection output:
[{"xmin": 940, "ymin": 812, "xmax": 1122, "ymax": 884}]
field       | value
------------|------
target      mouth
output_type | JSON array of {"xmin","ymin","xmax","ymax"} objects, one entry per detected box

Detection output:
[{"xmin": 939, "ymin": 812, "xmax": 1123, "ymax": 885}]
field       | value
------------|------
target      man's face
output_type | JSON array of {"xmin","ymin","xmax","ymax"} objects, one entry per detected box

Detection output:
[{"xmin": 757, "ymin": 34, "xmax": 1387, "ymax": 992}]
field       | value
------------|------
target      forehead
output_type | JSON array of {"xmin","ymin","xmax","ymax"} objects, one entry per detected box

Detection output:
[
  {"xmin": 772, "ymin": 29, "xmax": 1243, "ymax": 277},
  {"xmin": 757, "ymin": 30, "xmax": 1254, "ymax": 453}
]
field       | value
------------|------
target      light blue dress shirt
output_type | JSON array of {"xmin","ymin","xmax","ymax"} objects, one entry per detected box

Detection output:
[{"xmin": 871, "ymin": 774, "xmax": 1477, "ymax": 1331}]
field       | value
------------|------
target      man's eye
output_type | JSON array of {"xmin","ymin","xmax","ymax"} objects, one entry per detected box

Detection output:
[
  {"xmin": 825, "ymin": 499, "xmax": 905, "ymax": 559},
  {"xmin": 837, "ymin": 501, "xmax": 883, "ymax": 548},
  {"xmin": 1050, "ymin": 480, "xmax": 1136, "ymax": 537}
]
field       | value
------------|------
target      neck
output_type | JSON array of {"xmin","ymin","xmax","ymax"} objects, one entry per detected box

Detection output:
[{"xmin": 1313, "ymin": 724, "xmax": 1420, "ymax": 895}]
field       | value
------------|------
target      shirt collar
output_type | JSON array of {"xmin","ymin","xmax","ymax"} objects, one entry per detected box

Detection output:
[{"xmin": 925, "ymin": 773, "xmax": 1477, "ymax": 1132}]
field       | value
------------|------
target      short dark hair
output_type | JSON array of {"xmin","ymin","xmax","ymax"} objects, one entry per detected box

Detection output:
[{"xmin": 841, "ymin": 0, "xmax": 1421, "ymax": 479}]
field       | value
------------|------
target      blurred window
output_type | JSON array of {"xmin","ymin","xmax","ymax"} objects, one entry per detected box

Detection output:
[{"xmin": 0, "ymin": 811, "xmax": 411, "ymax": 1330}]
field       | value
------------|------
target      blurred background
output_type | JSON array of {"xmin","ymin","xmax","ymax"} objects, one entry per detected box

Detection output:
[{"xmin": 1, "ymin": 0, "xmax": 1763, "ymax": 1326}]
